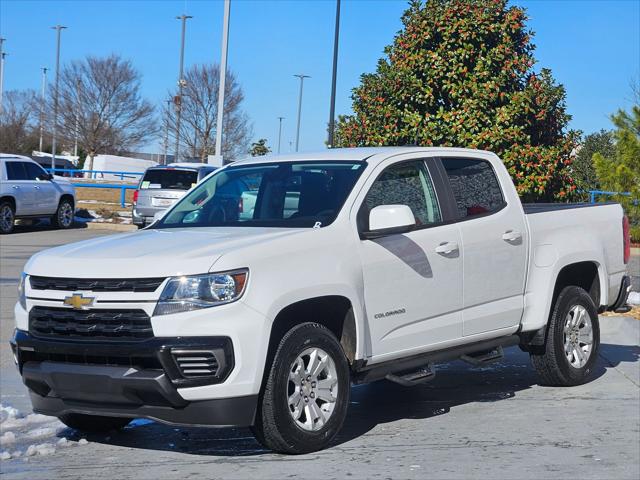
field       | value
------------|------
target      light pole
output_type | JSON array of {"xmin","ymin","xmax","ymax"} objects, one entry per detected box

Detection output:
[
  {"xmin": 51, "ymin": 25, "xmax": 66, "ymax": 171},
  {"xmin": 0, "ymin": 52, "xmax": 6, "ymax": 117},
  {"xmin": 277, "ymin": 116, "xmax": 284, "ymax": 154},
  {"xmin": 327, "ymin": 0, "xmax": 341, "ymax": 148},
  {"xmin": 293, "ymin": 74, "xmax": 310, "ymax": 152},
  {"xmin": 215, "ymin": 0, "xmax": 231, "ymax": 162},
  {"xmin": 0, "ymin": 37, "xmax": 5, "ymax": 116},
  {"xmin": 39, "ymin": 67, "xmax": 48, "ymax": 152},
  {"xmin": 163, "ymin": 99, "xmax": 171, "ymax": 164},
  {"xmin": 73, "ymin": 78, "xmax": 81, "ymax": 157},
  {"xmin": 174, "ymin": 14, "xmax": 193, "ymax": 162}
]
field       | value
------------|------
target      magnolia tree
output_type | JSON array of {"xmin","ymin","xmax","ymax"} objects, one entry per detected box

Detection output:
[{"xmin": 335, "ymin": 0, "xmax": 579, "ymax": 200}]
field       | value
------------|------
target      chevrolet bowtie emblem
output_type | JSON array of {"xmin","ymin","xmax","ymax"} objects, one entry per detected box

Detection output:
[{"xmin": 63, "ymin": 293, "xmax": 95, "ymax": 310}]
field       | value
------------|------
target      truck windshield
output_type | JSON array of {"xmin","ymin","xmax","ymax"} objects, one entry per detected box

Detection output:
[{"xmin": 156, "ymin": 161, "xmax": 366, "ymax": 228}]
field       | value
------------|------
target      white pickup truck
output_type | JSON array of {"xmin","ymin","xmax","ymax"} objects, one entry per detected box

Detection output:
[{"xmin": 11, "ymin": 147, "xmax": 632, "ymax": 454}]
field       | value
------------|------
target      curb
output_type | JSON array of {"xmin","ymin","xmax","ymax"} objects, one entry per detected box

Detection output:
[{"xmin": 85, "ymin": 222, "xmax": 137, "ymax": 232}]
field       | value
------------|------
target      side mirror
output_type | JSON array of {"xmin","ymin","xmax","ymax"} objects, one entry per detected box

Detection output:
[
  {"xmin": 362, "ymin": 205, "xmax": 416, "ymax": 239},
  {"xmin": 47, "ymin": 173, "xmax": 54, "ymax": 181}
]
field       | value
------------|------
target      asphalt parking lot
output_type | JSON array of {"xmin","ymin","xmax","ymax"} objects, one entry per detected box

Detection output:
[{"xmin": 0, "ymin": 227, "xmax": 639, "ymax": 479}]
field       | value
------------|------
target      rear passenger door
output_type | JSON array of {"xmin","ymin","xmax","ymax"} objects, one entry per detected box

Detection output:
[
  {"xmin": 439, "ymin": 157, "xmax": 527, "ymax": 336},
  {"xmin": 4, "ymin": 161, "xmax": 36, "ymax": 215}
]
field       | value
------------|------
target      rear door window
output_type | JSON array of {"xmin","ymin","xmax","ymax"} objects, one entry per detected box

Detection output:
[
  {"xmin": 441, "ymin": 158, "xmax": 504, "ymax": 218},
  {"xmin": 5, "ymin": 162, "xmax": 28, "ymax": 181},
  {"xmin": 140, "ymin": 169, "xmax": 198, "ymax": 190}
]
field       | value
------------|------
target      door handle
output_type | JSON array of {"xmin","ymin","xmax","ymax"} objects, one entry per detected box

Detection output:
[
  {"xmin": 502, "ymin": 230, "xmax": 522, "ymax": 242},
  {"xmin": 435, "ymin": 241, "xmax": 459, "ymax": 255},
  {"xmin": 12, "ymin": 185, "xmax": 19, "ymax": 189},
  {"xmin": 34, "ymin": 186, "xmax": 41, "ymax": 190}
]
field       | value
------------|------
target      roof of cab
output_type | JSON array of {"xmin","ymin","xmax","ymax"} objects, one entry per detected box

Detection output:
[
  {"xmin": 148, "ymin": 162, "xmax": 214, "ymax": 170},
  {"xmin": 231, "ymin": 146, "xmax": 495, "ymax": 167}
]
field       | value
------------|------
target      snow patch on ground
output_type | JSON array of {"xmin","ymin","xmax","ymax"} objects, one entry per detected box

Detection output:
[
  {"xmin": 628, "ymin": 291, "xmax": 640, "ymax": 306},
  {"xmin": 0, "ymin": 403, "xmax": 89, "ymax": 461}
]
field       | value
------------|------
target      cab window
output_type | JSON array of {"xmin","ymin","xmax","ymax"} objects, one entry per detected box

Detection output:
[{"xmin": 441, "ymin": 158, "xmax": 504, "ymax": 218}]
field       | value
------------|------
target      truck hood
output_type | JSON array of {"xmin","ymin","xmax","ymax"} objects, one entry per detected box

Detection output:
[{"xmin": 24, "ymin": 227, "xmax": 305, "ymax": 278}]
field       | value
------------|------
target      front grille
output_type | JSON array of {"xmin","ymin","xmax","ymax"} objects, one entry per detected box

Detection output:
[
  {"xmin": 29, "ymin": 276, "xmax": 165, "ymax": 293},
  {"xmin": 171, "ymin": 349, "xmax": 220, "ymax": 378},
  {"xmin": 29, "ymin": 306, "xmax": 153, "ymax": 341}
]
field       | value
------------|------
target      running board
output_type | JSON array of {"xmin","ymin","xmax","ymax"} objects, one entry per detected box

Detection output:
[
  {"xmin": 385, "ymin": 365, "xmax": 435, "ymax": 387},
  {"xmin": 352, "ymin": 334, "xmax": 520, "ymax": 385},
  {"xmin": 460, "ymin": 346, "xmax": 504, "ymax": 366}
]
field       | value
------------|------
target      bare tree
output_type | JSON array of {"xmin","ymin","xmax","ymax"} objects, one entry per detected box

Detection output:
[
  {"xmin": 0, "ymin": 89, "xmax": 41, "ymax": 154},
  {"xmin": 52, "ymin": 54, "xmax": 158, "ymax": 169},
  {"xmin": 165, "ymin": 63, "xmax": 251, "ymax": 162}
]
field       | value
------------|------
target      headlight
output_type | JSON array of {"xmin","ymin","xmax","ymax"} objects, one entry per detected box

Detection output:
[
  {"xmin": 153, "ymin": 269, "xmax": 248, "ymax": 316},
  {"xmin": 17, "ymin": 272, "xmax": 27, "ymax": 310}
]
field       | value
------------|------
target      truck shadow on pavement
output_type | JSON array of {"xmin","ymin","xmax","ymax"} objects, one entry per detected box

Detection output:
[{"xmin": 60, "ymin": 343, "xmax": 639, "ymax": 456}]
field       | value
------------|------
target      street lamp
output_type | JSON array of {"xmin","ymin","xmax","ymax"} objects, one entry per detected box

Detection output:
[
  {"xmin": 277, "ymin": 116, "xmax": 284, "ymax": 154},
  {"xmin": 164, "ymin": 99, "xmax": 171, "ymax": 164},
  {"xmin": 294, "ymin": 74, "xmax": 310, "ymax": 152},
  {"xmin": 39, "ymin": 67, "xmax": 48, "ymax": 152},
  {"xmin": 51, "ymin": 25, "xmax": 67, "ymax": 171},
  {"xmin": 327, "ymin": 0, "xmax": 341, "ymax": 148},
  {"xmin": 0, "ymin": 37, "xmax": 5, "ymax": 116},
  {"xmin": 174, "ymin": 14, "xmax": 193, "ymax": 162},
  {"xmin": 215, "ymin": 0, "xmax": 231, "ymax": 163}
]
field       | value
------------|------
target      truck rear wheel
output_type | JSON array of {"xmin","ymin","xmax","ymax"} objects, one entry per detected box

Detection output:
[
  {"xmin": 252, "ymin": 323, "xmax": 350, "ymax": 454},
  {"xmin": 531, "ymin": 286, "xmax": 600, "ymax": 386},
  {"xmin": 58, "ymin": 413, "xmax": 131, "ymax": 433}
]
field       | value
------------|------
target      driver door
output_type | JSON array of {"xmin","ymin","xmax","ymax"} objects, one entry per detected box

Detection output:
[{"xmin": 356, "ymin": 157, "xmax": 464, "ymax": 362}]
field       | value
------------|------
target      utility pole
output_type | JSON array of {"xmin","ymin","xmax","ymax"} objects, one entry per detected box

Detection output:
[
  {"xmin": 163, "ymin": 99, "xmax": 171, "ymax": 164},
  {"xmin": 174, "ymin": 14, "xmax": 193, "ymax": 162},
  {"xmin": 39, "ymin": 67, "xmax": 48, "ymax": 152},
  {"xmin": 293, "ymin": 74, "xmax": 310, "ymax": 152},
  {"xmin": 51, "ymin": 25, "xmax": 66, "ymax": 171},
  {"xmin": 215, "ymin": 0, "xmax": 231, "ymax": 162},
  {"xmin": 73, "ymin": 78, "xmax": 80, "ymax": 157},
  {"xmin": 327, "ymin": 0, "xmax": 341, "ymax": 148},
  {"xmin": 277, "ymin": 116, "xmax": 284, "ymax": 154}
]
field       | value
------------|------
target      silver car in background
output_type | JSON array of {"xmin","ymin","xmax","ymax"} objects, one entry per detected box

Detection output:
[{"xmin": 132, "ymin": 163, "xmax": 216, "ymax": 228}]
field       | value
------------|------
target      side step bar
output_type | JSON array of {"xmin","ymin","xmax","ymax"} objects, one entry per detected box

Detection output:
[
  {"xmin": 353, "ymin": 334, "xmax": 519, "ymax": 385},
  {"xmin": 386, "ymin": 365, "xmax": 435, "ymax": 387},
  {"xmin": 460, "ymin": 346, "xmax": 504, "ymax": 366}
]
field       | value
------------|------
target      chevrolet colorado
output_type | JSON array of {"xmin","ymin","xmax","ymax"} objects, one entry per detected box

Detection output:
[{"xmin": 11, "ymin": 147, "xmax": 632, "ymax": 453}]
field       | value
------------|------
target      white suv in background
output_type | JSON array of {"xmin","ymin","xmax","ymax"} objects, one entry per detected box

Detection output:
[{"xmin": 0, "ymin": 154, "xmax": 76, "ymax": 234}]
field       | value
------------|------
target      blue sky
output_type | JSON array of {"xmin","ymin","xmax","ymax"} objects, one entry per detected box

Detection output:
[{"xmin": 1, "ymin": 0, "xmax": 639, "ymax": 155}]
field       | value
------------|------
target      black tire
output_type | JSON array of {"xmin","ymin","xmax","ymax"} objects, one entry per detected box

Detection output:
[
  {"xmin": 0, "ymin": 201, "xmax": 15, "ymax": 234},
  {"xmin": 530, "ymin": 286, "xmax": 600, "ymax": 386},
  {"xmin": 252, "ymin": 323, "xmax": 350, "ymax": 454},
  {"xmin": 52, "ymin": 198, "xmax": 74, "ymax": 229},
  {"xmin": 58, "ymin": 413, "xmax": 131, "ymax": 433}
]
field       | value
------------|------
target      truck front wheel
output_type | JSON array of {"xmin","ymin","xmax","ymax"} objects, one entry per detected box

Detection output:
[
  {"xmin": 58, "ymin": 413, "xmax": 131, "ymax": 433},
  {"xmin": 531, "ymin": 286, "xmax": 600, "ymax": 386},
  {"xmin": 252, "ymin": 323, "xmax": 351, "ymax": 454}
]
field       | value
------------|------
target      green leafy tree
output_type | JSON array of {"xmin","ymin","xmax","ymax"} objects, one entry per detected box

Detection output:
[
  {"xmin": 335, "ymin": 0, "xmax": 579, "ymax": 200},
  {"xmin": 594, "ymin": 101, "xmax": 640, "ymax": 227},
  {"xmin": 572, "ymin": 130, "xmax": 615, "ymax": 200},
  {"xmin": 249, "ymin": 138, "xmax": 271, "ymax": 156}
]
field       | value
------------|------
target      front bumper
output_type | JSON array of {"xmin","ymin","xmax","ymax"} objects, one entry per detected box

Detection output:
[{"xmin": 11, "ymin": 330, "xmax": 257, "ymax": 427}]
